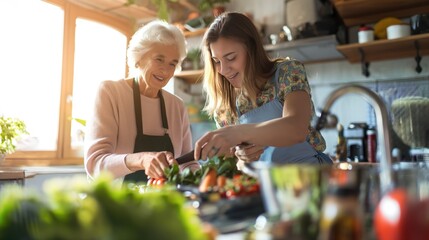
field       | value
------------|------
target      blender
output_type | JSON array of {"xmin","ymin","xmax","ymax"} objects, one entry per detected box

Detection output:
[{"xmin": 391, "ymin": 97, "xmax": 429, "ymax": 161}]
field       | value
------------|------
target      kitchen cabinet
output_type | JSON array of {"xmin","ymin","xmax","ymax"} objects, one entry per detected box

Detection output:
[{"xmin": 331, "ymin": 0, "xmax": 429, "ymax": 76}]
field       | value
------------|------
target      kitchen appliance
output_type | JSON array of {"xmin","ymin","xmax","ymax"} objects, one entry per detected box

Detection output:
[
  {"xmin": 410, "ymin": 14, "xmax": 429, "ymax": 35},
  {"xmin": 283, "ymin": 0, "xmax": 340, "ymax": 39},
  {"xmin": 344, "ymin": 122, "xmax": 369, "ymax": 162},
  {"xmin": 391, "ymin": 97, "xmax": 429, "ymax": 161}
]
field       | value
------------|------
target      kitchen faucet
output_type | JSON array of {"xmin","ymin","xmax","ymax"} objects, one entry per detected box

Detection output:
[{"xmin": 315, "ymin": 84, "xmax": 394, "ymax": 193}]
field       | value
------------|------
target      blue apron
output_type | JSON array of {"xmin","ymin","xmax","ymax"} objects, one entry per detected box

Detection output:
[{"xmin": 237, "ymin": 70, "xmax": 332, "ymax": 164}]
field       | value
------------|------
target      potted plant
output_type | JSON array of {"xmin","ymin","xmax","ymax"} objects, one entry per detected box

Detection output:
[
  {"xmin": 125, "ymin": 0, "xmax": 178, "ymax": 21},
  {"xmin": 187, "ymin": 48, "xmax": 202, "ymax": 70},
  {"xmin": 0, "ymin": 116, "xmax": 28, "ymax": 158},
  {"xmin": 198, "ymin": 0, "xmax": 230, "ymax": 17}
]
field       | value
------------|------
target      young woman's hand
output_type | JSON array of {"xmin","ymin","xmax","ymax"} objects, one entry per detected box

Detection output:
[
  {"xmin": 195, "ymin": 125, "xmax": 251, "ymax": 160},
  {"xmin": 234, "ymin": 143, "xmax": 264, "ymax": 163}
]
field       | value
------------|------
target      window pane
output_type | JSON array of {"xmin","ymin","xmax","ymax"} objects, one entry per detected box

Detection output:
[
  {"xmin": 71, "ymin": 18, "xmax": 127, "ymax": 156},
  {"xmin": 0, "ymin": 1, "xmax": 63, "ymax": 151}
]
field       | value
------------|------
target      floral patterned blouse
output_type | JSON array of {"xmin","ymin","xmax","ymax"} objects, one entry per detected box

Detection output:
[{"xmin": 214, "ymin": 58, "xmax": 326, "ymax": 152}]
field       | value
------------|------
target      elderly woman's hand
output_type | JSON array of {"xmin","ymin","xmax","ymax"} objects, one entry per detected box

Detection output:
[{"xmin": 125, "ymin": 151, "xmax": 175, "ymax": 179}]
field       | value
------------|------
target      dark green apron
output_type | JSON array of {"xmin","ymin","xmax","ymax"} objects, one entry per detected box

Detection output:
[{"xmin": 123, "ymin": 78, "xmax": 174, "ymax": 183}]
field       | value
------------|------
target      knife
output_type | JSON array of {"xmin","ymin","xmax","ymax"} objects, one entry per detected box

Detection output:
[
  {"xmin": 177, "ymin": 142, "xmax": 252, "ymax": 164},
  {"xmin": 176, "ymin": 150, "xmax": 197, "ymax": 164}
]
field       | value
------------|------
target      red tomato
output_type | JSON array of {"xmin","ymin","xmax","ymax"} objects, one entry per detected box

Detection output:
[
  {"xmin": 246, "ymin": 184, "xmax": 260, "ymax": 195},
  {"xmin": 406, "ymin": 198, "xmax": 429, "ymax": 240},
  {"xmin": 156, "ymin": 178, "xmax": 166, "ymax": 186},
  {"xmin": 147, "ymin": 178, "xmax": 155, "ymax": 186},
  {"xmin": 374, "ymin": 188, "xmax": 409, "ymax": 240},
  {"xmin": 225, "ymin": 189, "xmax": 238, "ymax": 199}
]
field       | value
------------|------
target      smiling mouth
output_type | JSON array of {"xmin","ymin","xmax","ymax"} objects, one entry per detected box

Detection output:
[
  {"xmin": 227, "ymin": 72, "xmax": 238, "ymax": 80},
  {"xmin": 154, "ymin": 74, "xmax": 165, "ymax": 81}
]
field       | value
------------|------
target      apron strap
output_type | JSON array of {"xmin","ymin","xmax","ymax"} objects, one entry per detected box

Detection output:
[
  {"xmin": 133, "ymin": 77, "xmax": 144, "ymax": 137},
  {"xmin": 158, "ymin": 90, "xmax": 169, "ymax": 131}
]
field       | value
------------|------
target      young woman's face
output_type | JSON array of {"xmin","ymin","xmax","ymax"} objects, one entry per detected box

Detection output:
[
  {"xmin": 210, "ymin": 37, "xmax": 247, "ymax": 88},
  {"xmin": 137, "ymin": 43, "xmax": 179, "ymax": 91}
]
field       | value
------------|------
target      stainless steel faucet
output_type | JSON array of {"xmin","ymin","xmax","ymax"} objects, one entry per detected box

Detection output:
[{"xmin": 315, "ymin": 84, "xmax": 394, "ymax": 193}]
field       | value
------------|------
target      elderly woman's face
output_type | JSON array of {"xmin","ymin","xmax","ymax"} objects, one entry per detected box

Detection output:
[{"xmin": 137, "ymin": 43, "xmax": 180, "ymax": 90}]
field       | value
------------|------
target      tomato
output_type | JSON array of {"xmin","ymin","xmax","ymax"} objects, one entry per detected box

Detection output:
[
  {"xmin": 374, "ymin": 188, "xmax": 409, "ymax": 240},
  {"xmin": 406, "ymin": 198, "xmax": 429, "ymax": 240},
  {"xmin": 246, "ymin": 184, "xmax": 260, "ymax": 195},
  {"xmin": 225, "ymin": 189, "xmax": 238, "ymax": 199},
  {"xmin": 147, "ymin": 178, "xmax": 155, "ymax": 186},
  {"xmin": 156, "ymin": 178, "xmax": 166, "ymax": 186}
]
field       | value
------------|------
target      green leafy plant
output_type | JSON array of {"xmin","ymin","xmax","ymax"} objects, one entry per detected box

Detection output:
[
  {"xmin": 0, "ymin": 116, "xmax": 28, "ymax": 155},
  {"xmin": 126, "ymin": 0, "xmax": 178, "ymax": 21},
  {"xmin": 198, "ymin": 0, "xmax": 230, "ymax": 12},
  {"xmin": 186, "ymin": 48, "xmax": 202, "ymax": 70}
]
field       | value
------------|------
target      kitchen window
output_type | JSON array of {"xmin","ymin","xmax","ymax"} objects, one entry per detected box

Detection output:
[{"xmin": 0, "ymin": 0, "xmax": 132, "ymax": 165}]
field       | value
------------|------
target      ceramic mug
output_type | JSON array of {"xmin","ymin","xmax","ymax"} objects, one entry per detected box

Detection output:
[{"xmin": 387, "ymin": 24, "xmax": 411, "ymax": 39}]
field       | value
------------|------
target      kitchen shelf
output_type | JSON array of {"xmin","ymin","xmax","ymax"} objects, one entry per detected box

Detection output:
[
  {"xmin": 264, "ymin": 35, "xmax": 344, "ymax": 63},
  {"xmin": 332, "ymin": 0, "xmax": 429, "ymax": 27},
  {"xmin": 183, "ymin": 28, "xmax": 207, "ymax": 38},
  {"xmin": 337, "ymin": 33, "xmax": 429, "ymax": 63},
  {"xmin": 175, "ymin": 69, "xmax": 204, "ymax": 84}
]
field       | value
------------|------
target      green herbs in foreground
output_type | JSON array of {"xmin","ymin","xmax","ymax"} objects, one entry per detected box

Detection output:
[{"xmin": 0, "ymin": 174, "xmax": 206, "ymax": 240}]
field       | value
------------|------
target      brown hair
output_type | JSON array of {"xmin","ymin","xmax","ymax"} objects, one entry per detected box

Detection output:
[{"xmin": 201, "ymin": 12, "xmax": 280, "ymax": 120}]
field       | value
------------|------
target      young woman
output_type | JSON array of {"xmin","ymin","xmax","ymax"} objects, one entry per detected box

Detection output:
[
  {"xmin": 194, "ymin": 12, "xmax": 332, "ymax": 165},
  {"xmin": 85, "ymin": 20, "xmax": 198, "ymax": 183}
]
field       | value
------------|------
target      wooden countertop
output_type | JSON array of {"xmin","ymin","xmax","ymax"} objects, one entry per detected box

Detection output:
[{"xmin": 0, "ymin": 165, "xmax": 85, "ymax": 180}]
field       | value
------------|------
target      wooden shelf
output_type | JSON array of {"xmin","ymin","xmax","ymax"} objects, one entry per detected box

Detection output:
[
  {"xmin": 264, "ymin": 35, "xmax": 344, "ymax": 63},
  {"xmin": 337, "ymin": 33, "xmax": 429, "ymax": 63},
  {"xmin": 175, "ymin": 69, "xmax": 204, "ymax": 84},
  {"xmin": 332, "ymin": 0, "xmax": 429, "ymax": 27},
  {"xmin": 183, "ymin": 28, "xmax": 207, "ymax": 38}
]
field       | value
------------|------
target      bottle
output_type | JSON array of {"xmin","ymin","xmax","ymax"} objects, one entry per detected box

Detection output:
[
  {"xmin": 336, "ymin": 123, "xmax": 348, "ymax": 162},
  {"xmin": 366, "ymin": 128, "xmax": 377, "ymax": 163},
  {"xmin": 319, "ymin": 167, "xmax": 364, "ymax": 240},
  {"xmin": 358, "ymin": 25, "xmax": 374, "ymax": 43},
  {"xmin": 319, "ymin": 185, "xmax": 363, "ymax": 240}
]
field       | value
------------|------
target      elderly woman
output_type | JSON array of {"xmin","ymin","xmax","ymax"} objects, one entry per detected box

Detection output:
[{"xmin": 84, "ymin": 20, "xmax": 198, "ymax": 183}]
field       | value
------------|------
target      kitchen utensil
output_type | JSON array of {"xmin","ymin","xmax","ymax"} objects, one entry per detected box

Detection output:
[{"xmin": 176, "ymin": 150, "xmax": 197, "ymax": 164}]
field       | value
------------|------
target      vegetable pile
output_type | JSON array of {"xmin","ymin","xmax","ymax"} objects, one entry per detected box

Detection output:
[{"xmin": 145, "ymin": 156, "xmax": 261, "ymax": 199}]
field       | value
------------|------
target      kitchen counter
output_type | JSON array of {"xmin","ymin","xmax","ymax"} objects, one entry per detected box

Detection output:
[
  {"xmin": 0, "ymin": 165, "xmax": 87, "ymax": 193},
  {"xmin": 0, "ymin": 165, "xmax": 85, "ymax": 180}
]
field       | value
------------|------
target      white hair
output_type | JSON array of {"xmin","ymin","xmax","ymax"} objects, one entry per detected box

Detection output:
[{"xmin": 126, "ymin": 20, "xmax": 187, "ymax": 76}]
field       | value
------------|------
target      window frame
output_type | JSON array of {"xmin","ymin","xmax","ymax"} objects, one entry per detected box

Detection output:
[{"xmin": 3, "ymin": 0, "xmax": 133, "ymax": 166}]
